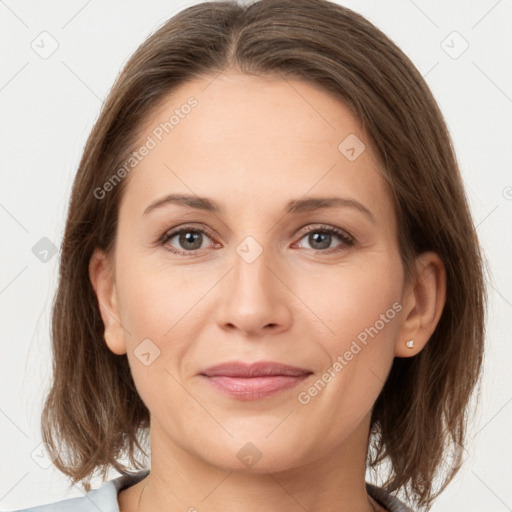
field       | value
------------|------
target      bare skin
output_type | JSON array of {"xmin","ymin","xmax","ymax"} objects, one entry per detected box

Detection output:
[{"xmin": 89, "ymin": 71, "xmax": 446, "ymax": 512}]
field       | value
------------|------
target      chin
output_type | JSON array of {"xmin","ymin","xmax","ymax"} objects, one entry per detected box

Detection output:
[{"xmin": 191, "ymin": 433, "xmax": 309, "ymax": 475}]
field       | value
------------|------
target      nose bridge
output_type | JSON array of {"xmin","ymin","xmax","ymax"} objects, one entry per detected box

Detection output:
[
  {"xmin": 216, "ymin": 234, "xmax": 291, "ymax": 335},
  {"xmin": 232, "ymin": 235, "xmax": 277, "ymax": 310},
  {"xmin": 233, "ymin": 236, "xmax": 272, "ymax": 297}
]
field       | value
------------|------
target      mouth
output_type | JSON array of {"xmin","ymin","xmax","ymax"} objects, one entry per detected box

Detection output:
[{"xmin": 199, "ymin": 361, "xmax": 313, "ymax": 400}]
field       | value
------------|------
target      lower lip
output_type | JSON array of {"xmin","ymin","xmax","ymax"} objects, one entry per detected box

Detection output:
[{"xmin": 202, "ymin": 374, "xmax": 310, "ymax": 400}]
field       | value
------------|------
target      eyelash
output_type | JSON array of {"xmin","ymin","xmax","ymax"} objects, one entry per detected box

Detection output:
[{"xmin": 158, "ymin": 224, "xmax": 355, "ymax": 256}]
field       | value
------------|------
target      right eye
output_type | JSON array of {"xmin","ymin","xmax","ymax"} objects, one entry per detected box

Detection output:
[{"xmin": 159, "ymin": 225, "xmax": 218, "ymax": 256}]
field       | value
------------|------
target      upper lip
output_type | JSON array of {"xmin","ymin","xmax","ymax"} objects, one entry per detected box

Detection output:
[{"xmin": 200, "ymin": 361, "xmax": 312, "ymax": 378}]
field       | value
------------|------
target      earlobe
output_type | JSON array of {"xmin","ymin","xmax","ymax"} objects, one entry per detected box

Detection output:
[
  {"xmin": 103, "ymin": 330, "xmax": 127, "ymax": 356},
  {"xmin": 395, "ymin": 251, "xmax": 446, "ymax": 358},
  {"xmin": 88, "ymin": 248, "xmax": 127, "ymax": 355}
]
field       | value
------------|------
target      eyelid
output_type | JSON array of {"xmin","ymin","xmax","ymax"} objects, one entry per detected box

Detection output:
[
  {"xmin": 294, "ymin": 223, "xmax": 354, "ymax": 243},
  {"xmin": 159, "ymin": 223, "xmax": 215, "ymax": 241}
]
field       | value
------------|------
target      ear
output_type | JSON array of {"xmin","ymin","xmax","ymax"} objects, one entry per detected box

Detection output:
[
  {"xmin": 88, "ymin": 247, "xmax": 127, "ymax": 355},
  {"xmin": 395, "ymin": 251, "xmax": 446, "ymax": 357}
]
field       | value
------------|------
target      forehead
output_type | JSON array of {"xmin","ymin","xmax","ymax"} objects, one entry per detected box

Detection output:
[{"xmin": 120, "ymin": 72, "xmax": 391, "ymax": 220}]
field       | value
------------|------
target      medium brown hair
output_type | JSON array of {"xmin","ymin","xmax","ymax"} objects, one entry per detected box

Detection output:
[{"xmin": 42, "ymin": 0, "xmax": 487, "ymax": 509}]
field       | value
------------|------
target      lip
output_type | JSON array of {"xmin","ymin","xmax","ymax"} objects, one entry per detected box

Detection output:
[
  {"xmin": 200, "ymin": 361, "xmax": 312, "ymax": 378},
  {"xmin": 199, "ymin": 361, "xmax": 313, "ymax": 401}
]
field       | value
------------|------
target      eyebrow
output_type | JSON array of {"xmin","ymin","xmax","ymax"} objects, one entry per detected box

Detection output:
[{"xmin": 143, "ymin": 193, "xmax": 376, "ymax": 223}]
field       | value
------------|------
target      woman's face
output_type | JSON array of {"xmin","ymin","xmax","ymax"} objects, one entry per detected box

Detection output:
[{"xmin": 95, "ymin": 72, "xmax": 414, "ymax": 473}]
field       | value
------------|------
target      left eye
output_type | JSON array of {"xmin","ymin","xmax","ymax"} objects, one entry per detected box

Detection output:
[{"xmin": 293, "ymin": 226, "xmax": 355, "ymax": 253}]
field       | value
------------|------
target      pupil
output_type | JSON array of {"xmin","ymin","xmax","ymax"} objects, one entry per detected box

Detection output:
[
  {"xmin": 311, "ymin": 232, "xmax": 330, "ymax": 250},
  {"xmin": 181, "ymin": 231, "xmax": 201, "ymax": 250}
]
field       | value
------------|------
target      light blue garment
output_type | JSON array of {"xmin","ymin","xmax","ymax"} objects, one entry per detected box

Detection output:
[
  {"xmin": 9, "ymin": 470, "xmax": 150, "ymax": 512},
  {"xmin": 9, "ymin": 470, "xmax": 414, "ymax": 512}
]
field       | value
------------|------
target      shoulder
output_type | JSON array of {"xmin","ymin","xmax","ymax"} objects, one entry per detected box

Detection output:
[
  {"xmin": 366, "ymin": 482, "xmax": 415, "ymax": 512},
  {"xmin": 8, "ymin": 470, "xmax": 150, "ymax": 512}
]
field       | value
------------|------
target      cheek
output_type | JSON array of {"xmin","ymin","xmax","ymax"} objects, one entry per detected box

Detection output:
[
  {"xmin": 115, "ymin": 246, "xmax": 191, "ymax": 334},
  {"xmin": 292, "ymin": 255, "xmax": 403, "ymax": 348},
  {"xmin": 114, "ymin": 259, "xmax": 195, "ymax": 412},
  {"xmin": 114, "ymin": 252, "xmax": 206, "ymax": 379},
  {"xmin": 291, "ymin": 257, "xmax": 403, "ymax": 419},
  {"xmin": 293, "ymin": 260, "xmax": 402, "ymax": 421}
]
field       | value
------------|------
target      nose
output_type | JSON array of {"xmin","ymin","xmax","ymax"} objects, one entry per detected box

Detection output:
[{"xmin": 215, "ymin": 245, "xmax": 292, "ymax": 337}]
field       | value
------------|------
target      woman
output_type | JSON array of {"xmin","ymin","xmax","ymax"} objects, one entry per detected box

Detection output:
[{"xmin": 14, "ymin": 0, "xmax": 486, "ymax": 510}]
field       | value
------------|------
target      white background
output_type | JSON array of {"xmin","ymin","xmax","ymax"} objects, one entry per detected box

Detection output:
[{"xmin": 1, "ymin": 0, "xmax": 511, "ymax": 510}]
